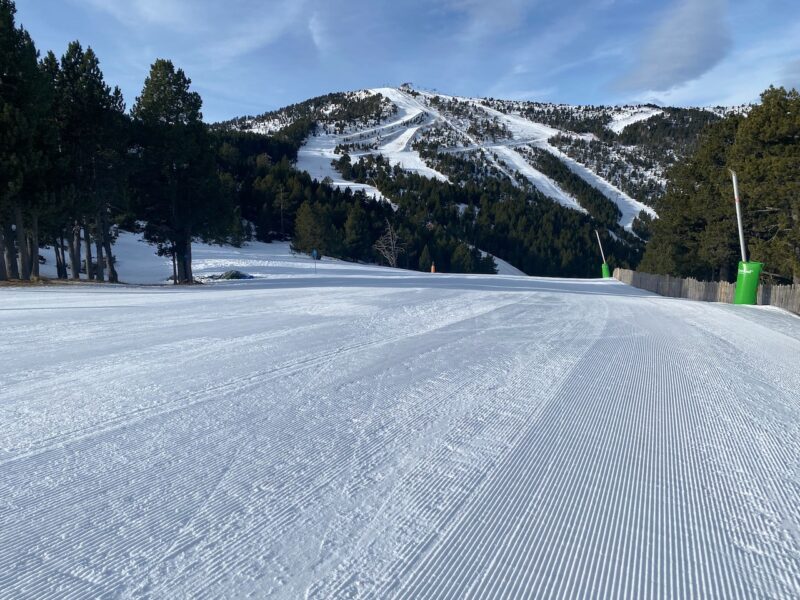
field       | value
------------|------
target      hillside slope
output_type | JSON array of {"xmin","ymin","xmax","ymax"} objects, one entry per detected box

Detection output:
[{"xmin": 230, "ymin": 86, "xmax": 728, "ymax": 232}]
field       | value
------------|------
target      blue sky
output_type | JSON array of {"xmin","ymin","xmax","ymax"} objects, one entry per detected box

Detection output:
[{"xmin": 16, "ymin": 0, "xmax": 800, "ymax": 122}]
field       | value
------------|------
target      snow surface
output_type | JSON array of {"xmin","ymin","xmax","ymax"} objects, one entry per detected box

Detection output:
[
  {"xmin": 491, "ymin": 145, "xmax": 586, "ymax": 214},
  {"xmin": 488, "ymin": 253, "xmax": 525, "ymax": 276},
  {"xmin": 2, "ymin": 253, "xmax": 800, "ymax": 598},
  {"xmin": 36, "ymin": 231, "xmax": 513, "ymax": 284},
  {"xmin": 545, "ymin": 144, "xmax": 658, "ymax": 229},
  {"xmin": 607, "ymin": 106, "xmax": 663, "ymax": 133},
  {"xmin": 36, "ymin": 232, "xmax": 401, "ymax": 285},
  {"xmin": 469, "ymin": 101, "xmax": 656, "ymax": 229},
  {"xmin": 295, "ymin": 88, "xmax": 447, "ymax": 202},
  {"xmin": 294, "ymin": 138, "xmax": 389, "ymax": 203}
]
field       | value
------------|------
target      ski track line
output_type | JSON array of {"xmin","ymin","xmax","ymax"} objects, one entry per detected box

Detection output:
[
  {"xmin": 125, "ymin": 300, "xmax": 536, "ymax": 596},
  {"xmin": 392, "ymin": 300, "xmax": 800, "ymax": 599},
  {"xmin": 305, "ymin": 299, "xmax": 603, "ymax": 599},
  {"xmin": 0, "ymin": 292, "xmax": 506, "ymax": 524}
]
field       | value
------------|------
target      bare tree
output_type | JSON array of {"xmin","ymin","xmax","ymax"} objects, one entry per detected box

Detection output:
[{"xmin": 374, "ymin": 219, "xmax": 405, "ymax": 268}]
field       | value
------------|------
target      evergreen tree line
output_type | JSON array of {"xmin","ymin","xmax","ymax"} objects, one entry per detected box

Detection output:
[
  {"xmin": 206, "ymin": 131, "xmax": 495, "ymax": 273},
  {"xmin": 641, "ymin": 87, "xmax": 800, "ymax": 284},
  {"xmin": 0, "ymin": 1, "xmax": 410, "ymax": 282},
  {"xmin": 216, "ymin": 91, "xmax": 395, "ymax": 136},
  {"xmin": 335, "ymin": 152, "xmax": 641, "ymax": 277},
  {"xmin": 1, "ymin": 2, "xmax": 241, "ymax": 282},
  {"xmin": 549, "ymin": 133, "xmax": 669, "ymax": 206},
  {"xmin": 517, "ymin": 147, "xmax": 624, "ymax": 230}
]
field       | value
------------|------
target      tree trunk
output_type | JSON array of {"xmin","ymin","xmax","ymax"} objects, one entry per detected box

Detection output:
[
  {"xmin": 68, "ymin": 223, "xmax": 81, "ymax": 280},
  {"xmin": 793, "ymin": 205, "xmax": 800, "ymax": 285},
  {"xmin": 83, "ymin": 221, "xmax": 94, "ymax": 280},
  {"xmin": 29, "ymin": 211, "xmax": 39, "ymax": 280},
  {"xmin": 13, "ymin": 204, "xmax": 30, "ymax": 279},
  {"xmin": 4, "ymin": 222, "xmax": 20, "ymax": 279},
  {"xmin": 100, "ymin": 209, "xmax": 118, "ymax": 283},
  {"xmin": 175, "ymin": 240, "xmax": 188, "ymax": 284},
  {"xmin": 171, "ymin": 245, "xmax": 178, "ymax": 284},
  {"xmin": 0, "ymin": 226, "xmax": 7, "ymax": 281},
  {"xmin": 58, "ymin": 233, "xmax": 68, "ymax": 279},
  {"xmin": 54, "ymin": 236, "xmax": 64, "ymax": 279},
  {"xmin": 95, "ymin": 220, "xmax": 105, "ymax": 283},
  {"xmin": 184, "ymin": 235, "xmax": 193, "ymax": 283},
  {"xmin": 26, "ymin": 235, "xmax": 35, "ymax": 280}
]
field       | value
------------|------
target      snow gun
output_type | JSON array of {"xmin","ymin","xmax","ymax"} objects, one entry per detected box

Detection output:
[
  {"xmin": 595, "ymin": 230, "xmax": 611, "ymax": 279},
  {"xmin": 729, "ymin": 170, "xmax": 762, "ymax": 305}
]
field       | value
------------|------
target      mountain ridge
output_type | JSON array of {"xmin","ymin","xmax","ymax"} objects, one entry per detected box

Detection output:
[{"xmin": 219, "ymin": 85, "xmax": 737, "ymax": 234}]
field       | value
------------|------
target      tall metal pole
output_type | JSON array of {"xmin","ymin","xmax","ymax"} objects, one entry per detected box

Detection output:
[
  {"xmin": 595, "ymin": 229, "xmax": 607, "ymax": 263},
  {"xmin": 730, "ymin": 169, "xmax": 747, "ymax": 263}
]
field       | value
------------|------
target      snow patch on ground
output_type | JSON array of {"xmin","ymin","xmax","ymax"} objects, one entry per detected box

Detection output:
[
  {"xmin": 295, "ymin": 137, "xmax": 389, "ymax": 203},
  {"xmin": 607, "ymin": 107, "xmax": 663, "ymax": 133},
  {"xmin": 36, "ymin": 232, "xmax": 411, "ymax": 285}
]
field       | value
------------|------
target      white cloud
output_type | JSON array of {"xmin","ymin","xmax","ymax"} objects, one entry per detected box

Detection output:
[
  {"xmin": 618, "ymin": 0, "xmax": 732, "ymax": 91},
  {"xmin": 76, "ymin": 0, "xmax": 197, "ymax": 30},
  {"xmin": 308, "ymin": 12, "xmax": 330, "ymax": 53},
  {"xmin": 624, "ymin": 21, "xmax": 800, "ymax": 106},
  {"xmin": 204, "ymin": 2, "xmax": 307, "ymax": 66},
  {"xmin": 444, "ymin": 0, "xmax": 532, "ymax": 40},
  {"xmin": 483, "ymin": 10, "xmax": 591, "ymax": 100},
  {"xmin": 75, "ymin": 0, "xmax": 308, "ymax": 67}
]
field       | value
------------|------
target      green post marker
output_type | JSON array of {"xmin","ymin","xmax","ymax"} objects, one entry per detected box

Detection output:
[
  {"xmin": 730, "ymin": 170, "xmax": 761, "ymax": 305},
  {"xmin": 595, "ymin": 229, "xmax": 611, "ymax": 278}
]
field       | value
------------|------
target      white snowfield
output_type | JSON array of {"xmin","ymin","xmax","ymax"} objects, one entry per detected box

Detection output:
[
  {"xmin": 2, "ymin": 247, "xmax": 800, "ymax": 599},
  {"xmin": 606, "ymin": 106, "xmax": 664, "ymax": 134},
  {"xmin": 294, "ymin": 87, "xmax": 657, "ymax": 230},
  {"xmin": 295, "ymin": 87, "xmax": 447, "ymax": 203}
]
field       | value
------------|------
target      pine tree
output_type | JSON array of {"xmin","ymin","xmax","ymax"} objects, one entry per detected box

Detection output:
[
  {"xmin": 131, "ymin": 59, "xmax": 219, "ymax": 283},
  {"xmin": 729, "ymin": 87, "xmax": 800, "ymax": 283},
  {"xmin": 0, "ymin": 0, "xmax": 48, "ymax": 280},
  {"xmin": 418, "ymin": 244, "xmax": 432, "ymax": 272},
  {"xmin": 46, "ymin": 42, "xmax": 128, "ymax": 281},
  {"xmin": 343, "ymin": 200, "xmax": 370, "ymax": 259},
  {"xmin": 451, "ymin": 243, "xmax": 475, "ymax": 273},
  {"xmin": 640, "ymin": 116, "xmax": 742, "ymax": 280},
  {"xmin": 642, "ymin": 86, "xmax": 800, "ymax": 283},
  {"xmin": 292, "ymin": 201, "xmax": 327, "ymax": 255}
]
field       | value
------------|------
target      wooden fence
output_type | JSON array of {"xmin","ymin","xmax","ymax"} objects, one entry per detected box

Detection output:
[{"xmin": 614, "ymin": 268, "xmax": 800, "ymax": 315}]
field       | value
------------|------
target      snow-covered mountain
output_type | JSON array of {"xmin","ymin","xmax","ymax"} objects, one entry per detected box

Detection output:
[{"xmin": 226, "ymin": 85, "xmax": 730, "ymax": 233}]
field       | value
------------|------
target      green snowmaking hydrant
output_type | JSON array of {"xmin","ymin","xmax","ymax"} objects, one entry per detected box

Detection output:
[{"xmin": 730, "ymin": 170, "xmax": 762, "ymax": 305}]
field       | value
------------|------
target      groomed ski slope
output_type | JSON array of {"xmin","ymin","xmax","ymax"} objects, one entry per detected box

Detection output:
[{"xmin": 1, "ymin": 258, "xmax": 799, "ymax": 598}]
